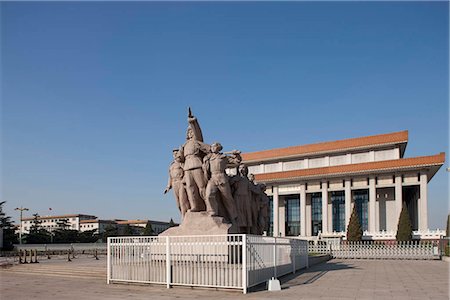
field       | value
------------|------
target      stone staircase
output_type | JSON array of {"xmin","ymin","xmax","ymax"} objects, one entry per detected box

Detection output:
[{"xmin": 1, "ymin": 257, "xmax": 106, "ymax": 280}]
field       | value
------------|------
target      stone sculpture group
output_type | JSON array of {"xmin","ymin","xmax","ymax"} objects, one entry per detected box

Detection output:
[{"xmin": 164, "ymin": 109, "xmax": 270, "ymax": 235}]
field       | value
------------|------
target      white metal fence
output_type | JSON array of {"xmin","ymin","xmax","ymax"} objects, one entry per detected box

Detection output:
[
  {"xmin": 246, "ymin": 236, "xmax": 308, "ymax": 289},
  {"xmin": 308, "ymin": 240, "xmax": 440, "ymax": 260},
  {"xmin": 107, "ymin": 235, "xmax": 308, "ymax": 293}
]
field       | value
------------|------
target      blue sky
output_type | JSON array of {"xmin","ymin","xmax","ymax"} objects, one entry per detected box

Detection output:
[{"xmin": 1, "ymin": 2, "xmax": 448, "ymax": 229}]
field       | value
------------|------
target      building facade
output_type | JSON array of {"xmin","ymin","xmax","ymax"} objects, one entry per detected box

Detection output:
[
  {"xmin": 20, "ymin": 214, "xmax": 97, "ymax": 234},
  {"xmin": 240, "ymin": 131, "xmax": 445, "ymax": 240},
  {"xmin": 20, "ymin": 214, "xmax": 172, "ymax": 236},
  {"xmin": 79, "ymin": 219, "xmax": 117, "ymax": 234},
  {"xmin": 115, "ymin": 220, "xmax": 172, "ymax": 235}
]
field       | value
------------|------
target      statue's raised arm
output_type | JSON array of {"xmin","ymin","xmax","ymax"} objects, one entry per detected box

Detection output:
[{"xmin": 188, "ymin": 107, "xmax": 204, "ymax": 142}]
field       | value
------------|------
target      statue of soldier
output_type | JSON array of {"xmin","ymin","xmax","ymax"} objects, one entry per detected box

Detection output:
[
  {"xmin": 202, "ymin": 142, "xmax": 241, "ymax": 223},
  {"xmin": 248, "ymin": 174, "xmax": 255, "ymax": 182},
  {"xmin": 178, "ymin": 108, "xmax": 210, "ymax": 212},
  {"xmin": 231, "ymin": 164, "xmax": 259, "ymax": 233},
  {"xmin": 258, "ymin": 184, "xmax": 270, "ymax": 235},
  {"xmin": 164, "ymin": 149, "xmax": 190, "ymax": 219},
  {"xmin": 248, "ymin": 173, "xmax": 260, "ymax": 234}
]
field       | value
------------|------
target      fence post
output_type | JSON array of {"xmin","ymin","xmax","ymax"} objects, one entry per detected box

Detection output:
[
  {"xmin": 166, "ymin": 236, "xmax": 171, "ymax": 289},
  {"xmin": 107, "ymin": 238, "xmax": 111, "ymax": 284},
  {"xmin": 273, "ymin": 237, "xmax": 277, "ymax": 278},
  {"xmin": 306, "ymin": 241, "xmax": 309, "ymax": 268},
  {"xmin": 433, "ymin": 241, "xmax": 439, "ymax": 257},
  {"xmin": 292, "ymin": 241, "xmax": 296, "ymax": 274},
  {"xmin": 242, "ymin": 234, "xmax": 247, "ymax": 294}
]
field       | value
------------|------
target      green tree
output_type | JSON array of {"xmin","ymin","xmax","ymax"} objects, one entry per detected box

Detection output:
[
  {"xmin": 169, "ymin": 218, "xmax": 176, "ymax": 228},
  {"xmin": 29, "ymin": 213, "xmax": 42, "ymax": 234},
  {"xmin": 0, "ymin": 201, "xmax": 18, "ymax": 250},
  {"xmin": 78, "ymin": 229, "xmax": 99, "ymax": 243},
  {"xmin": 142, "ymin": 222, "xmax": 154, "ymax": 236},
  {"xmin": 53, "ymin": 218, "xmax": 79, "ymax": 243},
  {"xmin": 24, "ymin": 213, "xmax": 51, "ymax": 244},
  {"xmin": 446, "ymin": 214, "xmax": 449, "ymax": 237},
  {"xmin": 101, "ymin": 225, "xmax": 119, "ymax": 242},
  {"xmin": 346, "ymin": 205, "xmax": 363, "ymax": 241},
  {"xmin": 54, "ymin": 229, "xmax": 79, "ymax": 243},
  {"xmin": 122, "ymin": 224, "xmax": 134, "ymax": 236},
  {"xmin": 24, "ymin": 230, "xmax": 51, "ymax": 244},
  {"xmin": 396, "ymin": 202, "xmax": 413, "ymax": 241}
]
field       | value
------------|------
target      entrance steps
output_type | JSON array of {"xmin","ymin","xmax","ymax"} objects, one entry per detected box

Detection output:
[{"xmin": 1, "ymin": 259, "xmax": 106, "ymax": 279}]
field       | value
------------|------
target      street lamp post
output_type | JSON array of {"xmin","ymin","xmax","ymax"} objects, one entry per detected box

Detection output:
[{"xmin": 15, "ymin": 206, "xmax": 29, "ymax": 244}]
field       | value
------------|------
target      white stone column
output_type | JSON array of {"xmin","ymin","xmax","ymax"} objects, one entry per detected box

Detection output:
[
  {"xmin": 419, "ymin": 173, "xmax": 428, "ymax": 231},
  {"xmin": 300, "ymin": 183, "xmax": 306, "ymax": 236},
  {"xmin": 273, "ymin": 186, "xmax": 279, "ymax": 237},
  {"xmin": 321, "ymin": 181, "xmax": 328, "ymax": 234},
  {"xmin": 346, "ymin": 153, "xmax": 352, "ymax": 164},
  {"xmin": 395, "ymin": 175, "xmax": 403, "ymax": 227},
  {"xmin": 369, "ymin": 177, "xmax": 376, "ymax": 233},
  {"xmin": 345, "ymin": 179, "xmax": 352, "ymax": 231},
  {"xmin": 306, "ymin": 194, "xmax": 312, "ymax": 236},
  {"xmin": 369, "ymin": 151, "xmax": 375, "ymax": 162},
  {"xmin": 279, "ymin": 198, "xmax": 286, "ymax": 237}
]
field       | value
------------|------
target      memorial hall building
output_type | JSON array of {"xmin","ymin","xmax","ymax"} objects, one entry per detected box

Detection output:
[{"xmin": 241, "ymin": 130, "xmax": 445, "ymax": 240}]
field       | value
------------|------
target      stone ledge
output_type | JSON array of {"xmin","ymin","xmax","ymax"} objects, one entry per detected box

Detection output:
[{"xmin": 159, "ymin": 211, "xmax": 238, "ymax": 236}]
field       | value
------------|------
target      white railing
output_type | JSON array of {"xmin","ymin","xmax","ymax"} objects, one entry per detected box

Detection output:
[
  {"xmin": 413, "ymin": 229, "xmax": 446, "ymax": 239},
  {"xmin": 365, "ymin": 229, "xmax": 445, "ymax": 240},
  {"xmin": 245, "ymin": 236, "xmax": 308, "ymax": 290},
  {"xmin": 107, "ymin": 235, "xmax": 308, "ymax": 294},
  {"xmin": 308, "ymin": 240, "xmax": 440, "ymax": 260},
  {"xmin": 318, "ymin": 229, "xmax": 446, "ymax": 240},
  {"xmin": 308, "ymin": 241, "xmax": 331, "ymax": 255}
]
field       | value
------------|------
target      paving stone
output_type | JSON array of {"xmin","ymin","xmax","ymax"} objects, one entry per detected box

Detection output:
[{"xmin": 0, "ymin": 258, "xmax": 448, "ymax": 299}]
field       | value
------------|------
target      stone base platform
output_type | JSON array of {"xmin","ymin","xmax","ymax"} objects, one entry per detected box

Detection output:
[{"xmin": 159, "ymin": 211, "xmax": 238, "ymax": 236}]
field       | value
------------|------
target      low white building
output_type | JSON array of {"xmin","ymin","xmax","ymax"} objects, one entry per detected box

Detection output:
[
  {"xmin": 79, "ymin": 219, "xmax": 118, "ymax": 234},
  {"xmin": 116, "ymin": 220, "xmax": 172, "ymax": 235},
  {"xmin": 240, "ymin": 130, "xmax": 445, "ymax": 240},
  {"xmin": 19, "ymin": 214, "xmax": 173, "ymax": 236},
  {"xmin": 20, "ymin": 214, "xmax": 97, "ymax": 234}
]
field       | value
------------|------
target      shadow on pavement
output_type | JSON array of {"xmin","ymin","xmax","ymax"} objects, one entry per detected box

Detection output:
[{"xmin": 250, "ymin": 260, "xmax": 357, "ymax": 292}]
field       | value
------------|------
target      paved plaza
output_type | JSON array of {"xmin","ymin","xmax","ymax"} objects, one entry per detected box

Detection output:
[{"xmin": 0, "ymin": 257, "xmax": 448, "ymax": 299}]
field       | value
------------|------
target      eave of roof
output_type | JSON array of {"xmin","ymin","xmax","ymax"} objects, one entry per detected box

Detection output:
[
  {"xmin": 116, "ymin": 220, "xmax": 149, "ymax": 225},
  {"xmin": 22, "ymin": 214, "xmax": 97, "ymax": 221},
  {"xmin": 80, "ymin": 219, "xmax": 116, "ymax": 224},
  {"xmin": 254, "ymin": 153, "xmax": 445, "ymax": 183},
  {"xmin": 242, "ymin": 130, "xmax": 408, "ymax": 163}
]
